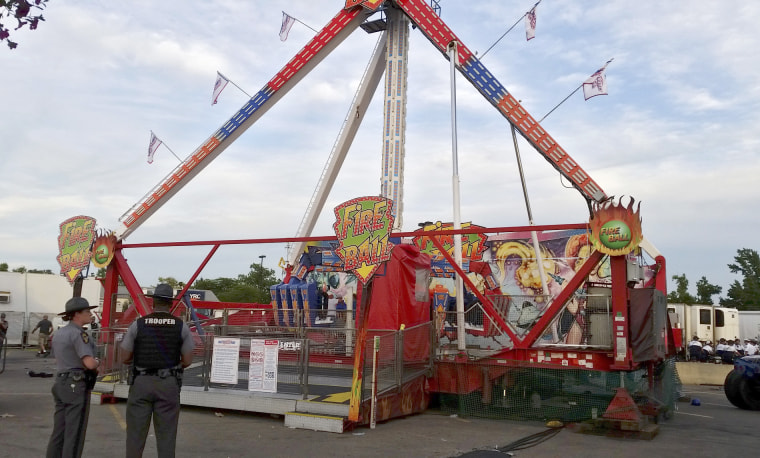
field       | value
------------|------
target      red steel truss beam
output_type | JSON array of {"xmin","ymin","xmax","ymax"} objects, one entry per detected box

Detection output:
[{"xmin": 523, "ymin": 249, "xmax": 606, "ymax": 348}]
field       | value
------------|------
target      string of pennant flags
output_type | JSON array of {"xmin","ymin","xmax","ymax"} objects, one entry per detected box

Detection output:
[{"xmin": 147, "ymin": 2, "xmax": 611, "ymax": 164}]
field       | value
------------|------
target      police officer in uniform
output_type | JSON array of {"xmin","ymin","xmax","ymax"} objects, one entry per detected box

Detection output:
[
  {"xmin": 46, "ymin": 297, "xmax": 100, "ymax": 458},
  {"xmin": 120, "ymin": 284, "xmax": 195, "ymax": 458}
]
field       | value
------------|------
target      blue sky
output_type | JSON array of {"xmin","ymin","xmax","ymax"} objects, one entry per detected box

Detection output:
[{"xmin": 1, "ymin": 0, "xmax": 758, "ymax": 301}]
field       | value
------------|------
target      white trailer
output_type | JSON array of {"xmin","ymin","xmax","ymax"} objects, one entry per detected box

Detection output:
[
  {"xmin": 0, "ymin": 272, "xmax": 103, "ymax": 346},
  {"xmin": 667, "ymin": 303, "xmax": 740, "ymax": 353},
  {"xmin": 739, "ymin": 311, "xmax": 760, "ymax": 341}
]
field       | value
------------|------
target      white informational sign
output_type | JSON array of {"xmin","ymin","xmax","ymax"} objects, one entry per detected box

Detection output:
[
  {"xmin": 249, "ymin": 339, "xmax": 279, "ymax": 392},
  {"xmin": 210, "ymin": 337, "xmax": 241, "ymax": 385}
]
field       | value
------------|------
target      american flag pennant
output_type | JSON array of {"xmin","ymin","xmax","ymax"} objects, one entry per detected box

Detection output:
[
  {"xmin": 280, "ymin": 12, "xmax": 296, "ymax": 41},
  {"xmin": 147, "ymin": 131, "xmax": 162, "ymax": 164},
  {"xmin": 582, "ymin": 59, "xmax": 613, "ymax": 101},
  {"xmin": 212, "ymin": 71, "xmax": 229, "ymax": 105},
  {"xmin": 525, "ymin": 6, "xmax": 537, "ymax": 41}
]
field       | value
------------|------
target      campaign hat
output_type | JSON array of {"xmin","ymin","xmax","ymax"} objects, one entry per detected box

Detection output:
[
  {"xmin": 148, "ymin": 283, "xmax": 175, "ymax": 300},
  {"xmin": 59, "ymin": 297, "xmax": 97, "ymax": 316}
]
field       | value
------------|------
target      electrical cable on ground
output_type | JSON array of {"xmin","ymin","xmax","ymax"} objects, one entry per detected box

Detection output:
[
  {"xmin": 497, "ymin": 425, "xmax": 563, "ymax": 452},
  {"xmin": 456, "ymin": 425, "xmax": 564, "ymax": 457}
]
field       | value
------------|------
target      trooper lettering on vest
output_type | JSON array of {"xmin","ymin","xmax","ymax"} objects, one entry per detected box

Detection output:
[{"xmin": 133, "ymin": 311, "xmax": 183, "ymax": 371}]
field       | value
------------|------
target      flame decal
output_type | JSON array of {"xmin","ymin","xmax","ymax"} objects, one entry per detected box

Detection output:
[
  {"xmin": 91, "ymin": 230, "xmax": 118, "ymax": 268},
  {"xmin": 589, "ymin": 196, "xmax": 643, "ymax": 256}
]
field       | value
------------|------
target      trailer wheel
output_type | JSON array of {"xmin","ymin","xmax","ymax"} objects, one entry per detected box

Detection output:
[
  {"xmin": 724, "ymin": 370, "xmax": 750, "ymax": 410},
  {"xmin": 738, "ymin": 375, "xmax": 760, "ymax": 411}
]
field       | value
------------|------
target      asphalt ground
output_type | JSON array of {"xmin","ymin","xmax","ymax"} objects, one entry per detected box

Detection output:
[{"xmin": 0, "ymin": 348, "xmax": 757, "ymax": 458}]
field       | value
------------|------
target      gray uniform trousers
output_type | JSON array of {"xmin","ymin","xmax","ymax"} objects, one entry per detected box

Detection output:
[
  {"xmin": 126, "ymin": 374, "xmax": 181, "ymax": 458},
  {"xmin": 46, "ymin": 376, "xmax": 91, "ymax": 458}
]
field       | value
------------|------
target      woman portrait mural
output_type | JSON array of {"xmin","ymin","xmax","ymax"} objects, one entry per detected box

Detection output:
[{"xmin": 489, "ymin": 230, "xmax": 597, "ymax": 345}]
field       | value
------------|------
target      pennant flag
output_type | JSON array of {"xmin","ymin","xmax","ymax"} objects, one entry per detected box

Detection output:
[
  {"xmin": 525, "ymin": 6, "xmax": 537, "ymax": 41},
  {"xmin": 582, "ymin": 60, "xmax": 612, "ymax": 100},
  {"xmin": 280, "ymin": 11, "xmax": 296, "ymax": 41},
  {"xmin": 147, "ymin": 131, "xmax": 162, "ymax": 164},
  {"xmin": 212, "ymin": 71, "xmax": 229, "ymax": 105}
]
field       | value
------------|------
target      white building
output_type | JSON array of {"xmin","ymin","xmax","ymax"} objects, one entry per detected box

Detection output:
[{"xmin": 0, "ymin": 272, "xmax": 103, "ymax": 345}]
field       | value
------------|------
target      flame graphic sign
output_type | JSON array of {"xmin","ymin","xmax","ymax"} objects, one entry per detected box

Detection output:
[
  {"xmin": 56, "ymin": 215, "xmax": 96, "ymax": 283},
  {"xmin": 333, "ymin": 196, "xmax": 395, "ymax": 283},
  {"xmin": 589, "ymin": 196, "xmax": 643, "ymax": 256}
]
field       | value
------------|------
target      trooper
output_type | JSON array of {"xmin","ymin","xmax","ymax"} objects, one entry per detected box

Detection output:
[
  {"xmin": 120, "ymin": 284, "xmax": 195, "ymax": 458},
  {"xmin": 46, "ymin": 297, "xmax": 100, "ymax": 458}
]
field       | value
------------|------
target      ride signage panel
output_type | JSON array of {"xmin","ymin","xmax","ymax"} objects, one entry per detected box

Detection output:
[
  {"xmin": 91, "ymin": 230, "xmax": 117, "ymax": 268},
  {"xmin": 333, "ymin": 196, "xmax": 395, "ymax": 282},
  {"xmin": 589, "ymin": 196, "xmax": 643, "ymax": 256},
  {"xmin": 56, "ymin": 215, "xmax": 96, "ymax": 283}
]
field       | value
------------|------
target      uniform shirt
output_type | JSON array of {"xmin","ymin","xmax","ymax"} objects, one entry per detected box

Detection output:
[
  {"xmin": 745, "ymin": 343, "xmax": 758, "ymax": 356},
  {"xmin": 716, "ymin": 343, "xmax": 727, "ymax": 352},
  {"xmin": 702, "ymin": 344, "xmax": 713, "ymax": 354},
  {"xmin": 688, "ymin": 339, "xmax": 702, "ymax": 348},
  {"xmin": 120, "ymin": 317, "xmax": 194, "ymax": 370},
  {"xmin": 51, "ymin": 321, "xmax": 95, "ymax": 372}
]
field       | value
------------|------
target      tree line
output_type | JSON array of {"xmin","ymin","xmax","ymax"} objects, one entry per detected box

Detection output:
[
  {"xmin": 156, "ymin": 262, "xmax": 280, "ymax": 305},
  {"xmin": 667, "ymin": 248, "xmax": 760, "ymax": 310}
]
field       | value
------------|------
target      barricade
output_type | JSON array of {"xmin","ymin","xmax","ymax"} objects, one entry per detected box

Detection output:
[{"xmin": 96, "ymin": 320, "xmax": 433, "ymax": 404}]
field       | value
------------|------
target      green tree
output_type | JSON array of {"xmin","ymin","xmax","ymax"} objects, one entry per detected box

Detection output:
[
  {"xmin": 0, "ymin": 262, "xmax": 8, "ymax": 271},
  {"xmin": 28, "ymin": 268, "xmax": 53, "ymax": 274},
  {"xmin": 158, "ymin": 277, "xmax": 182, "ymax": 289},
  {"xmin": 667, "ymin": 273, "xmax": 696, "ymax": 305},
  {"xmin": 12, "ymin": 266, "xmax": 26, "ymax": 273},
  {"xmin": 193, "ymin": 262, "xmax": 279, "ymax": 304},
  {"xmin": 695, "ymin": 276, "xmax": 722, "ymax": 305},
  {"xmin": 1, "ymin": 0, "xmax": 50, "ymax": 49},
  {"xmin": 96, "ymin": 267, "xmax": 107, "ymax": 279},
  {"xmin": 720, "ymin": 248, "xmax": 760, "ymax": 310}
]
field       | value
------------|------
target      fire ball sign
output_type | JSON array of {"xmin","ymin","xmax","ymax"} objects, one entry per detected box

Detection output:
[
  {"xmin": 589, "ymin": 197, "xmax": 643, "ymax": 256},
  {"xmin": 333, "ymin": 196, "xmax": 395, "ymax": 282},
  {"xmin": 56, "ymin": 215, "xmax": 96, "ymax": 283}
]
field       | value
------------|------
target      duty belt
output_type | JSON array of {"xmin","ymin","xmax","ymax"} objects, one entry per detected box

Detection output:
[
  {"xmin": 57, "ymin": 370, "xmax": 85, "ymax": 381},
  {"xmin": 135, "ymin": 368, "xmax": 180, "ymax": 378}
]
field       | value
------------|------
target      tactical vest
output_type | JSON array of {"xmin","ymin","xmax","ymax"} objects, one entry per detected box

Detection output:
[{"xmin": 133, "ymin": 312, "xmax": 183, "ymax": 369}]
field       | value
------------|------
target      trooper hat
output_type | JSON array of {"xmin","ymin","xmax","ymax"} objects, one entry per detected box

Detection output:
[
  {"xmin": 59, "ymin": 297, "xmax": 97, "ymax": 316},
  {"xmin": 148, "ymin": 283, "xmax": 175, "ymax": 300}
]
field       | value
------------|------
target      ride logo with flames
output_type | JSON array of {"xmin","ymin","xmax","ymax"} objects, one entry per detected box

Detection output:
[
  {"xmin": 589, "ymin": 196, "xmax": 643, "ymax": 256},
  {"xmin": 56, "ymin": 215, "xmax": 96, "ymax": 283},
  {"xmin": 333, "ymin": 196, "xmax": 395, "ymax": 283},
  {"xmin": 91, "ymin": 229, "xmax": 118, "ymax": 269},
  {"xmin": 412, "ymin": 221, "xmax": 488, "ymax": 262}
]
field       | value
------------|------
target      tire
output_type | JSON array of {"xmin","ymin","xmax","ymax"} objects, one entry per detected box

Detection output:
[
  {"xmin": 724, "ymin": 370, "xmax": 750, "ymax": 410},
  {"xmin": 738, "ymin": 375, "xmax": 760, "ymax": 410}
]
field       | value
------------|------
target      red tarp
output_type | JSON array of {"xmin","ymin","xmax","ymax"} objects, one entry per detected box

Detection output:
[{"xmin": 362, "ymin": 244, "xmax": 431, "ymax": 361}]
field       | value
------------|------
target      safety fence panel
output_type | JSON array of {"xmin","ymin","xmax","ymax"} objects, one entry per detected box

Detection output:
[
  {"xmin": 361, "ymin": 322, "xmax": 434, "ymax": 400},
  {"xmin": 96, "ymin": 322, "xmax": 432, "ymax": 402},
  {"xmin": 437, "ymin": 357, "xmax": 681, "ymax": 423}
]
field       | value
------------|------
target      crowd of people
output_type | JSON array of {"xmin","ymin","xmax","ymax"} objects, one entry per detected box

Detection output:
[{"xmin": 688, "ymin": 335, "xmax": 758, "ymax": 363}]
